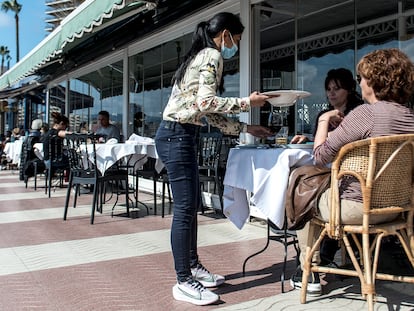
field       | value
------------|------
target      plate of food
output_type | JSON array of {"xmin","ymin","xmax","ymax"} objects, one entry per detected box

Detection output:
[{"xmin": 262, "ymin": 90, "xmax": 311, "ymax": 107}]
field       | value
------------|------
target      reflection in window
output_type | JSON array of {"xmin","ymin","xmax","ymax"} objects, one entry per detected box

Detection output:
[
  {"xmin": 129, "ymin": 34, "xmax": 192, "ymax": 138},
  {"xmin": 69, "ymin": 60, "xmax": 124, "ymax": 135},
  {"xmin": 256, "ymin": 0, "xmax": 411, "ymax": 136}
]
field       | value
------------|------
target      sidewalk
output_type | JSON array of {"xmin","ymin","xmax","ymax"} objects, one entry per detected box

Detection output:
[
  {"xmin": 0, "ymin": 169, "xmax": 413, "ymax": 310},
  {"xmin": 218, "ymin": 276, "xmax": 414, "ymax": 310}
]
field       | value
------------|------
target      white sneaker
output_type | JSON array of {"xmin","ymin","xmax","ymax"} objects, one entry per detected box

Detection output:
[
  {"xmin": 191, "ymin": 263, "xmax": 225, "ymax": 287},
  {"xmin": 172, "ymin": 278, "xmax": 219, "ymax": 306},
  {"xmin": 290, "ymin": 266, "xmax": 322, "ymax": 296}
]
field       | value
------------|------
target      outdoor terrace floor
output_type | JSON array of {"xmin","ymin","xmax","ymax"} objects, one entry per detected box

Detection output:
[{"xmin": 0, "ymin": 169, "xmax": 413, "ymax": 310}]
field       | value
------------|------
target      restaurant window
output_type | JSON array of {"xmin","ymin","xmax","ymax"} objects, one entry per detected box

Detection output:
[
  {"xmin": 255, "ymin": 0, "xmax": 414, "ymax": 137},
  {"xmin": 67, "ymin": 60, "xmax": 124, "ymax": 135},
  {"xmin": 255, "ymin": 1, "xmax": 296, "ymax": 135},
  {"xmin": 129, "ymin": 52, "xmax": 145, "ymax": 136},
  {"xmin": 129, "ymin": 45, "xmax": 164, "ymax": 139},
  {"xmin": 128, "ymin": 22, "xmax": 241, "ymax": 138},
  {"xmin": 48, "ymin": 82, "xmax": 68, "ymax": 128},
  {"xmin": 129, "ymin": 34, "xmax": 196, "ymax": 138},
  {"xmin": 296, "ymin": 0, "xmax": 358, "ymax": 136},
  {"xmin": 68, "ymin": 79, "xmax": 94, "ymax": 133}
]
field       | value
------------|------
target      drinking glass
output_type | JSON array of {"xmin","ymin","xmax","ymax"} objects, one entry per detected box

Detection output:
[
  {"xmin": 275, "ymin": 126, "xmax": 289, "ymax": 145},
  {"xmin": 268, "ymin": 111, "xmax": 283, "ymax": 134}
]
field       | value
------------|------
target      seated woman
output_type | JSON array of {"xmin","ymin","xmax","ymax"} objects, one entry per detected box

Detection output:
[
  {"xmin": 42, "ymin": 112, "xmax": 70, "ymax": 169},
  {"xmin": 290, "ymin": 48, "xmax": 414, "ymax": 296},
  {"xmin": 291, "ymin": 68, "xmax": 363, "ymax": 144},
  {"xmin": 291, "ymin": 68, "xmax": 364, "ymax": 265}
]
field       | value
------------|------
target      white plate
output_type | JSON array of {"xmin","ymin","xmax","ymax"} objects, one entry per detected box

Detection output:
[
  {"xmin": 286, "ymin": 143, "xmax": 314, "ymax": 149},
  {"xmin": 262, "ymin": 90, "xmax": 311, "ymax": 107},
  {"xmin": 236, "ymin": 144, "xmax": 268, "ymax": 149}
]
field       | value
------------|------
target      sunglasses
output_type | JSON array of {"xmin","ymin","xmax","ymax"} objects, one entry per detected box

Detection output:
[{"xmin": 356, "ymin": 74, "xmax": 362, "ymax": 84}]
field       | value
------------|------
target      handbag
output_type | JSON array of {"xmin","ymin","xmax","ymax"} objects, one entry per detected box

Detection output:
[{"xmin": 285, "ymin": 165, "xmax": 331, "ymax": 230}]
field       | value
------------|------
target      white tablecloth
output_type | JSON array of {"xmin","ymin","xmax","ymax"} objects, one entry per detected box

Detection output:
[
  {"xmin": 223, "ymin": 146, "xmax": 314, "ymax": 229},
  {"xmin": 33, "ymin": 142, "xmax": 43, "ymax": 160},
  {"xmin": 34, "ymin": 141, "xmax": 162, "ymax": 175},
  {"xmin": 3, "ymin": 140, "xmax": 24, "ymax": 165},
  {"xmin": 91, "ymin": 142, "xmax": 161, "ymax": 175}
]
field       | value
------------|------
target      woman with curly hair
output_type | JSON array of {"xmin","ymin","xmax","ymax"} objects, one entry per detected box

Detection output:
[{"xmin": 291, "ymin": 48, "xmax": 414, "ymax": 296}]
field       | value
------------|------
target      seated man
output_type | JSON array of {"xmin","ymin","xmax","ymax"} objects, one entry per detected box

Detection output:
[
  {"xmin": 95, "ymin": 110, "xmax": 121, "ymax": 142},
  {"xmin": 29, "ymin": 119, "xmax": 43, "ymax": 137}
]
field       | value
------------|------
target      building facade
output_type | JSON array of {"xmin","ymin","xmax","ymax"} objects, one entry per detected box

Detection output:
[
  {"xmin": 1, "ymin": 0, "xmax": 414, "ymax": 137},
  {"xmin": 45, "ymin": 0, "xmax": 86, "ymax": 32}
]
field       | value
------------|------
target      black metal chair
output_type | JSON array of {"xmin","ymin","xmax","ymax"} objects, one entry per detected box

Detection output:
[
  {"xmin": 160, "ymin": 170, "xmax": 172, "ymax": 218},
  {"xmin": 63, "ymin": 133, "xmax": 130, "ymax": 224},
  {"xmin": 242, "ymin": 217, "xmax": 300, "ymax": 293},
  {"xmin": 133, "ymin": 157, "xmax": 171, "ymax": 217},
  {"xmin": 45, "ymin": 134, "xmax": 69, "ymax": 197},
  {"xmin": 20, "ymin": 135, "xmax": 46, "ymax": 190},
  {"xmin": 197, "ymin": 131, "xmax": 223, "ymax": 213}
]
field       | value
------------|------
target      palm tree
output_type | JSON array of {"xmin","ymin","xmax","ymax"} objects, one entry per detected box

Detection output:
[
  {"xmin": 0, "ymin": 45, "xmax": 10, "ymax": 75},
  {"xmin": 1, "ymin": 0, "xmax": 22, "ymax": 62},
  {"xmin": 6, "ymin": 54, "xmax": 11, "ymax": 70}
]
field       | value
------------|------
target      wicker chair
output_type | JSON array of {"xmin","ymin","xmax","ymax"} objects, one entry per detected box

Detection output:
[{"xmin": 300, "ymin": 134, "xmax": 414, "ymax": 310}]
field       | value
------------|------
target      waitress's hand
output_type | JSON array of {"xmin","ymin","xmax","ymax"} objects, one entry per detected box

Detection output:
[
  {"xmin": 247, "ymin": 125, "xmax": 274, "ymax": 138},
  {"xmin": 249, "ymin": 91, "xmax": 280, "ymax": 107}
]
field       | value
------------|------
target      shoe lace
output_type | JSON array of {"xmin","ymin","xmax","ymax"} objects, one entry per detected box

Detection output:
[
  {"xmin": 188, "ymin": 279, "xmax": 206, "ymax": 292},
  {"xmin": 195, "ymin": 263, "xmax": 210, "ymax": 274}
]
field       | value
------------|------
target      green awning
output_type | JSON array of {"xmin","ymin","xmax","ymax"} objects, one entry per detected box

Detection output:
[{"xmin": 0, "ymin": 0, "xmax": 156, "ymax": 90}]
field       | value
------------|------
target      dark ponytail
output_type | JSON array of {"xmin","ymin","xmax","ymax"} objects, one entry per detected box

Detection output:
[
  {"xmin": 173, "ymin": 21, "xmax": 216, "ymax": 84},
  {"xmin": 172, "ymin": 12, "xmax": 244, "ymax": 90}
]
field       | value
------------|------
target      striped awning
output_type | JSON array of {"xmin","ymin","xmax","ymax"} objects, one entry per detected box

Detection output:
[{"xmin": 0, "ymin": 0, "xmax": 156, "ymax": 90}]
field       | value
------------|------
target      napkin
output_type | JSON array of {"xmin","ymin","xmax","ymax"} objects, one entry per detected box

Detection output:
[
  {"xmin": 106, "ymin": 138, "xmax": 118, "ymax": 144},
  {"xmin": 127, "ymin": 133, "xmax": 155, "ymax": 144}
]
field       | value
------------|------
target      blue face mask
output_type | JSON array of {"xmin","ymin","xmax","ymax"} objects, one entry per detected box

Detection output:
[{"xmin": 221, "ymin": 32, "xmax": 238, "ymax": 59}]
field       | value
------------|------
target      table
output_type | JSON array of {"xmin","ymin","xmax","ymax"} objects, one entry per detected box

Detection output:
[
  {"xmin": 35, "ymin": 141, "xmax": 162, "ymax": 175},
  {"xmin": 90, "ymin": 141, "xmax": 161, "ymax": 175},
  {"xmin": 3, "ymin": 140, "xmax": 24, "ymax": 166},
  {"xmin": 223, "ymin": 146, "xmax": 314, "ymax": 229}
]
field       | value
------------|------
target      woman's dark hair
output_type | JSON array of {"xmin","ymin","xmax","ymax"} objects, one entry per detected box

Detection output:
[
  {"xmin": 313, "ymin": 68, "xmax": 364, "ymax": 136},
  {"xmin": 324, "ymin": 68, "xmax": 363, "ymax": 114},
  {"xmin": 41, "ymin": 123, "xmax": 49, "ymax": 132},
  {"xmin": 51, "ymin": 111, "xmax": 69, "ymax": 126},
  {"xmin": 173, "ymin": 12, "xmax": 244, "ymax": 93}
]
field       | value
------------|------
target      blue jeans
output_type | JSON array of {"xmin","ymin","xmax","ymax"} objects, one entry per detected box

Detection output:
[{"xmin": 155, "ymin": 120, "xmax": 201, "ymax": 282}]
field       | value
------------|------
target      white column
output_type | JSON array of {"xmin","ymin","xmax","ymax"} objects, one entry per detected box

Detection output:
[
  {"xmin": 239, "ymin": 0, "xmax": 251, "ymax": 124},
  {"xmin": 122, "ymin": 49, "xmax": 129, "ymax": 139},
  {"xmin": 65, "ymin": 80, "xmax": 70, "ymax": 118}
]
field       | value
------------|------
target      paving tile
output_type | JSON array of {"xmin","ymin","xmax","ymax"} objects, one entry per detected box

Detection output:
[{"xmin": 0, "ymin": 170, "xmax": 413, "ymax": 310}]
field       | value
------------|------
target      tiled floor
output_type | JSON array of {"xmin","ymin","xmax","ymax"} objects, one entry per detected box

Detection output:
[{"xmin": 0, "ymin": 169, "xmax": 413, "ymax": 311}]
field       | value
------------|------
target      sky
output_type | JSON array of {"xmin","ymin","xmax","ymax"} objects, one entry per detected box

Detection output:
[{"xmin": 0, "ymin": 0, "xmax": 46, "ymax": 68}]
